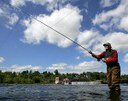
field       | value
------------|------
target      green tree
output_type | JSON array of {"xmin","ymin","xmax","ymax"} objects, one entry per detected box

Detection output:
[{"xmin": 54, "ymin": 69, "xmax": 59, "ymax": 76}]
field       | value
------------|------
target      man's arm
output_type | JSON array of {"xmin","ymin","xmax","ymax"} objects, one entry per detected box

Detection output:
[{"xmin": 89, "ymin": 51, "xmax": 105, "ymax": 60}]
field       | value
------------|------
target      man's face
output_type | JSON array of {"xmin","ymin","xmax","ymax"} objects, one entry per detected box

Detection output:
[{"xmin": 104, "ymin": 45, "xmax": 109, "ymax": 50}]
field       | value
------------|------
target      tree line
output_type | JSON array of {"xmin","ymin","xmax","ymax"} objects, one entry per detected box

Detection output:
[{"xmin": 0, "ymin": 70, "xmax": 127, "ymax": 84}]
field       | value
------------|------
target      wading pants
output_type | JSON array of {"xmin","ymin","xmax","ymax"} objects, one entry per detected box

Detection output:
[{"xmin": 107, "ymin": 65, "xmax": 120, "ymax": 91}]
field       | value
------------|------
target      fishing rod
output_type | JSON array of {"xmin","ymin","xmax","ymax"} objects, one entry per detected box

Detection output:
[{"xmin": 2, "ymin": 1, "xmax": 91, "ymax": 54}]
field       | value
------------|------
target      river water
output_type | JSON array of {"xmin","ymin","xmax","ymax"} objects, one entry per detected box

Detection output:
[{"xmin": 0, "ymin": 84, "xmax": 128, "ymax": 101}]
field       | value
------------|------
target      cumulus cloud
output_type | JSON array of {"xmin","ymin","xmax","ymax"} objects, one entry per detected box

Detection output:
[
  {"xmin": 0, "ymin": 57, "xmax": 5, "ymax": 64},
  {"xmin": 9, "ymin": 65, "xmax": 42, "ymax": 72},
  {"xmin": 79, "ymin": 0, "xmax": 128, "ymax": 55},
  {"xmin": 119, "ymin": 16, "xmax": 128, "ymax": 31},
  {"xmin": 0, "ymin": 8, "xmax": 4, "ymax": 14},
  {"xmin": 8, "ymin": 13, "xmax": 19, "ymax": 25},
  {"xmin": 100, "ymin": 32, "xmax": 128, "ymax": 52},
  {"xmin": 47, "ymin": 61, "xmax": 102, "ymax": 73},
  {"xmin": 22, "ymin": 5, "xmax": 82, "ymax": 48},
  {"xmin": 77, "ymin": 30, "xmax": 102, "ymax": 50},
  {"xmin": 76, "ymin": 29, "xmax": 128, "ymax": 55},
  {"xmin": 93, "ymin": 0, "xmax": 128, "ymax": 32},
  {"xmin": 10, "ymin": 0, "xmax": 68, "ymax": 11},
  {"xmin": 0, "ymin": 61, "xmax": 102, "ymax": 73},
  {"xmin": 47, "ymin": 63, "xmax": 68, "ymax": 73},
  {"xmin": 92, "ymin": 32, "xmax": 128, "ymax": 53},
  {"xmin": 10, "ymin": 0, "xmax": 25, "ymax": 7},
  {"xmin": 124, "ymin": 53, "xmax": 128, "ymax": 63},
  {"xmin": 73, "ymin": 61, "xmax": 102, "ymax": 73},
  {"xmin": 100, "ymin": 0, "xmax": 119, "ymax": 8},
  {"xmin": 0, "ymin": 4, "xmax": 19, "ymax": 29},
  {"xmin": 77, "ymin": 30, "xmax": 103, "ymax": 55}
]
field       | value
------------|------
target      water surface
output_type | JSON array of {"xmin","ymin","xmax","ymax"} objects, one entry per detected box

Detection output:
[{"xmin": 0, "ymin": 84, "xmax": 128, "ymax": 101}]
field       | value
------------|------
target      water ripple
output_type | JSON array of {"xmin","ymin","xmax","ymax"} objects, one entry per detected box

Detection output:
[{"xmin": 0, "ymin": 84, "xmax": 127, "ymax": 101}]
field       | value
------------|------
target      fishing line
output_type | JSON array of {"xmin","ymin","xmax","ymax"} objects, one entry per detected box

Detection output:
[{"xmin": 2, "ymin": 0, "xmax": 90, "ymax": 53}]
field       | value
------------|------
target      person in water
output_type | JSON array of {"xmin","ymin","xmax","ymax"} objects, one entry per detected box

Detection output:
[{"xmin": 89, "ymin": 43, "xmax": 121, "ymax": 93}]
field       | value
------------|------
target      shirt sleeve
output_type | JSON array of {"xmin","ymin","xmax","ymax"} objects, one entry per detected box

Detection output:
[
  {"xmin": 95, "ymin": 52, "xmax": 105, "ymax": 59},
  {"xmin": 105, "ymin": 50, "xmax": 118, "ymax": 63}
]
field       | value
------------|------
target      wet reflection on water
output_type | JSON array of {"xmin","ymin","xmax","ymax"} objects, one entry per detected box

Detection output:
[{"xmin": 0, "ymin": 84, "xmax": 127, "ymax": 101}]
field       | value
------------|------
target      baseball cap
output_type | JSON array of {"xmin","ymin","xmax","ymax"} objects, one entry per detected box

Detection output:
[{"xmin": 103, "ymin": 42, "xmax": 111, "ymax": 46}]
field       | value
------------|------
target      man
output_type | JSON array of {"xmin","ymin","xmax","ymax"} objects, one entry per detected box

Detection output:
[{"xmin": 89, "ymin": 43, "xmax": 121, "ymax": 93}]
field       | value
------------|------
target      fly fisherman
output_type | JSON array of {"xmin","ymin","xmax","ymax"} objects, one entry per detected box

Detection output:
[{"xmin": 89, "ymin": 43, "xmax": 121, "ymax": 93}]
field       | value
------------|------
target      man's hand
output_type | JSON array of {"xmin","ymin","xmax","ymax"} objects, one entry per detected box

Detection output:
[
  {"xmin": 89, "ymin": 51, "xmax": 98, "ymax": 60},
  {"xmin": 88, "ymin": 51, "xmax": 93, "ymax": 55},
  {"xmin": 88, "ymin": 51, "xmax": 92, "ymax": 54},
  {"xmin": 97, "ymin": 59, "xmax": 101, "ymax": 61},
  {"xmin": 102, "ymin": 58, "xmax": 106, "ymax": 63}
]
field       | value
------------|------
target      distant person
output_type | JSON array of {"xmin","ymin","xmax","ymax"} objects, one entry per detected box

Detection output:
[{"xmin": 89, "ymin": 43, "xmax": 121, "ymax": 93}]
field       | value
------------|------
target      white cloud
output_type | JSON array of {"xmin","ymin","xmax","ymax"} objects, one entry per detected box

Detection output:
[
  {"xmin": 47, "ymin": 63, "xmax": 67, "ymax": 73},
  {"xmin": 9, "ymin": 65, "xmax": 42, "ymax": 72},
  {"xmin": 93, "ymin": 0, "xmax": 128, "ymax": 32},
  {"xmin": 77, "ymin": 30, "xmax": 103, "ymax": 55},
  {"xmin": 10, "ymin": 0, "xmax": 25, "ymax": 7},
  {"xmin": 44, "ymin": 0, "xmax": 68, "ymax": 11},
  {"xmin": 8, "ymin": 13, "xmax": 19, "ymax": 25},
  {"xmin": 124, "ymin": 53, "xmax": 128, "ymax": 63},
  {"xmin": 119, "ymin": 16, "xmax": 128, "ymax": 31},
  {"xmin": 10, "ymin": 0, "xmax": 128, "ymax": 55},
  {"xmin": 0, "ymin": 8, "xmax": 4, "ymax": 14},
  {"xmin": 82, "ymin": 0, "xmax": 128, "ymax": 55},
  {"xmin": 47, "ymin": 61, "xmax": 102, "ymax": 73},
  {"xmin": 77, "ymin": 30, "xmax": 102, "ymax": 49},
  {"xmin": 100, "ymin": 0, "xmax": 119, "ymax": 8},
  {"xmin": 100, "ymin": 32, "xmax": 128, "ymax": 52},
  {"xmin": 92, "ymin": 32, "xmax": 128, "ymax": 53},
  {"xmin": 93, "ymin": 5, "xmax": 125, "ymax": 25},
  {"xmin": 0, "ymin": 4, "xmax": 19, "ymax": 29},
  {"xmin": 73, "ymin": 61, "xmax": 102, "ymax": 73},
  {"xmin": 0, "ymin": 57, "xmax": 5, "ymax": 64},
  {"xmin": 76, "ymin": 30, "xmax": 128, "ymax": 56},
  {"xmin": 22, "ymin": 5, "xmax": 82, "ymax": 48},
  {"xmin": 0, "ymin": 61, "xmax": 102, "ymax": 73},
  {"xmin": 11, "ymin": 0, "xmax": 68, "ymax": 11}
]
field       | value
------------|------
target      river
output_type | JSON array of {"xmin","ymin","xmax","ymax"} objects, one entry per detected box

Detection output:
[{"xmin": 0, "ymin": 84, "xmax": 128, "ymax": 101}]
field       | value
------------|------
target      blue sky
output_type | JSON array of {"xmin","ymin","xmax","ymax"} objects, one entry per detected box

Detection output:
[{"xmin": 0, "ymin": 0, "xmax": 128, "ymax": 74}]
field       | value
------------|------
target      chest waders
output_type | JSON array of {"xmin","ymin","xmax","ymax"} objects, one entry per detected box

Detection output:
[{"xmin": 104, "ymin": 50, "xmax": 120, "ymax": 92}]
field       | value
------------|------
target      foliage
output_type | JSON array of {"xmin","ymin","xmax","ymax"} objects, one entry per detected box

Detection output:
[{"xmin": 0, "ymin": 70, "xmax": 127, "ymax": 84}]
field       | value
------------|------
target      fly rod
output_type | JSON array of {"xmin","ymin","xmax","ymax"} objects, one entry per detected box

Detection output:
[{"xmin": 2, "ymin": 0, "xmax": 91, "ymax": 53}]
